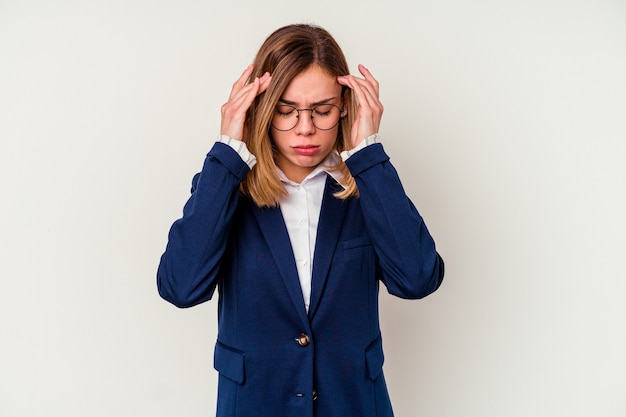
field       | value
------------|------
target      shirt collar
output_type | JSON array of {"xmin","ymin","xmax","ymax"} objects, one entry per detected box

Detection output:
[{"xmin": 276, "ymin": 151, "xmax": 346, "ymax": 189}]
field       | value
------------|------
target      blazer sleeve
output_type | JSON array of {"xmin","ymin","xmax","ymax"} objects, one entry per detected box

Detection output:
[
  {"xmin": 157, "ymin": 142, "xmax": 250, "ymax": 308},
  {"xmin": 344, "ymin": 143, "xmax": 445, "ymax": 299}
]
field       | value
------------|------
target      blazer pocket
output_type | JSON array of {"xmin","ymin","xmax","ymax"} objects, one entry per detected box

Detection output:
[
  {"xmin": 365, "ymin": 335, "xmax": 384, "ymax": 381},
  {"xmin": 343, "ymin": 236, "xmax": 372, "ymax": 250},
  {"xmin": 214, "ymin": 341, "xmax": 245, "ymax": 384}
]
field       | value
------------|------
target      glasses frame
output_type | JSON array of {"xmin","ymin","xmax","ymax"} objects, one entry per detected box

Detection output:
[{"xmin": 271, "ymin": 103, "xmax": 344, "ymax": 132}]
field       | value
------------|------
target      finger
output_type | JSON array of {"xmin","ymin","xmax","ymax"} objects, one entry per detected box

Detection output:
[
  {"xmin": 338, "ymin": 78, "xmax": 378, "ymax": 139},
  {"xmin": 228, "ymin": 65, "xmax": 256, "ymax": 100},
  {"xmin": 227, "ymin": 74, "xmax": 272, "ymax": 115},
  {"xmin": 221, "ymin": 69, "xmax": 272, "ymax": 140},
  {"xmin": 357, "ymin": 64, "xmax": 380, "ymax": 95},
  {"xmin": 338, "ymin": 73, "xmax": 383, "ymax": 140},
  {"xmin": 351, "ymin": 73, "xmax": 383, "ymax": 118},
  {"xmin": 338, "ymin": 75, "xmax": 377, "ymax": 112},
  {"xmin": 239, "ymin": 64, "xmax": 255, "ymax": 86},
  {"xmin": 258, "ymin": 72, "xmax": 272, "ymax": 94},
  {"xmin": 227, "ymin": 77, "xmax": 260, "ymax": 112},
  {"xmin": 339, "ymin": 65, "xmax": 381, "ymax": 108},
  {"xmin": 221, "ymin": 78, "xmax": 259, "ymax": 139},
  {"xmin": 350, "ymin": 73, "xmax": 381, "ymax": 109},
  {"xmin": 228, "ymin": 71, "xmax": 271, "ymax": 105}
]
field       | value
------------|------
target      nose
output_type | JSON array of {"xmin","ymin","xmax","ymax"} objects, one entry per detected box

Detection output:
[{"xmin": 294, "ymin": 110, "xmax": 316, "ymax": 135}]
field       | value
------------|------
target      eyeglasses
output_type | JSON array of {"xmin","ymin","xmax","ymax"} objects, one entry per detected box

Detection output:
[{"xmin": 271, "ymin": 103, "xmax": 344, "ymax": 131}]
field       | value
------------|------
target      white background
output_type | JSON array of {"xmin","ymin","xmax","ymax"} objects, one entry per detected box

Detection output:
[{"xmin": 1, "ymin": 1, "xmax": 625, "ymax": 416}]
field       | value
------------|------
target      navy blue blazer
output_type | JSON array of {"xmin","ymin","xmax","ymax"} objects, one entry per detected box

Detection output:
[{"xmin": 158, "ymin": 142, "xmax": 444, "ymax": 417}]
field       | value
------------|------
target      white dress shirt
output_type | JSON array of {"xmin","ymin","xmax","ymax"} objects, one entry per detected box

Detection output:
[
  {"xmin": 276, "ymin": 153, "xmax": 344, "ymax": 312},
  {"xmin": 217, "ymin": 134, "xmax": 378, "ymax": 312}
]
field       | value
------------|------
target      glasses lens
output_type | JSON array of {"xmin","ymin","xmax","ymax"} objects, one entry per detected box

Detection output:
[
  {"xmin": 273, "ymin": 105, "xmax": 298, "ymax": 131},
  {"xmin": 311, "ymin": 104, "xmax": 341, "ymax": 130}
]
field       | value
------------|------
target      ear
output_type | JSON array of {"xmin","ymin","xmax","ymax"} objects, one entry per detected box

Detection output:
[{"xmin": 340, "ymin": 86, "xmax": 350, "ymax": 117}]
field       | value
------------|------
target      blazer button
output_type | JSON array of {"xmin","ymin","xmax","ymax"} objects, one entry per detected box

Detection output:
[
  {"xmin": 312, "ymin": 389, "xmax": 318, "ymax": 401},
  {"xmin": 297, "ymin": 333, "xmax": 310, "ymax": 347}
]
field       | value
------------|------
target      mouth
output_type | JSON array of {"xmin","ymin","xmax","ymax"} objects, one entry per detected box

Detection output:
[{"xmin": 292, "ymin": 145, "xmax": 320, "ymax": 156}]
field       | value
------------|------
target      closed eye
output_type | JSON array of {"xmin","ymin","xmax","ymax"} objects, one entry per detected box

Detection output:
[
  {"xmin": 313, "ymin": 104, "xmax": 334, "ymax": 117},
  {"xmin": 276, "ymin": 105, "xmax": 297, "ymax": 117}
]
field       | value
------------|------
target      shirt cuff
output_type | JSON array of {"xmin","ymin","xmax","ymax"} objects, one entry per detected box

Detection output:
[
  {"xmin": 340, "ymin": 134, "xmax": 379, "ymax": 161},
  {"xmin": 217, "ymin": 135, "xmax": 257, "ymax": 169}
]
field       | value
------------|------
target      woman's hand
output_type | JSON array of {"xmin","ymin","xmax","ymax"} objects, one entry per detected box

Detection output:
[
  {"xmin": 220, "ymin": 65, "xmax": 272, "ymax": 141},
  {"xmin": 337, "ymin": 64, "xmax": 384, "ymax": 149}
]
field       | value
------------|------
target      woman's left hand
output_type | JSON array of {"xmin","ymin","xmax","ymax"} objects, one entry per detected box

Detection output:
[{"xmin": 337, "ymin": 64, "xmax": 384, "ymax": 148}]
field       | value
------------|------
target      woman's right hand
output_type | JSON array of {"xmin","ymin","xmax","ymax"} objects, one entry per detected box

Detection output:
[{"xmin": 220, "ymin": 65, "xmax": 272, "ymax": 141}]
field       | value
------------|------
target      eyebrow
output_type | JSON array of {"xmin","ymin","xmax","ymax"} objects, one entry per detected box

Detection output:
[{"xmin": 278, "ymin": 96, "xmax": 340, "ymax": 107}]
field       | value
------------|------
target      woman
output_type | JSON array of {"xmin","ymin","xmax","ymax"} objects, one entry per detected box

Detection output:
[{"xmin": 157, "ymin": 23, "xmax": 444, "ymax": 417}]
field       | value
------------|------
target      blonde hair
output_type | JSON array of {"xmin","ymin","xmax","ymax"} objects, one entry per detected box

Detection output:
[{"xmin": 241, "ymin": 24, "xmax": 359, "ymax": 208}]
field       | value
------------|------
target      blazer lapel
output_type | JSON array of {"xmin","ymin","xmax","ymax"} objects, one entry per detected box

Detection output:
[
  {"xmin": 252, "ymin": 204, "xmax": 311, "ymax": 330},
  {"xmin": 308, "ymin": 175, "xmax": 348, "ymax": 319}
]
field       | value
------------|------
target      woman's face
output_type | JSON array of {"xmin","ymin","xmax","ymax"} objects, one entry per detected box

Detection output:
[{"xmin": 271, "ymin": 65, "xmax": 343, "ymax": 183}]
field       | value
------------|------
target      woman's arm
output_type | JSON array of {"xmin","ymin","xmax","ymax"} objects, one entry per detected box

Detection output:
[
  {"xmin": 157, "ymin": 143, "xmax": 250, "ymax": 308},
  {"xmin": 338, "ymin": 65, "xmax": 443, "ymax": 299},
  {"xmin": 345, "ymin": 143, "xmax": 444, "ymax": 299},
  {"xmin": 158, "ymin": 66, "xmax": 271, "ymax": 308}
]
